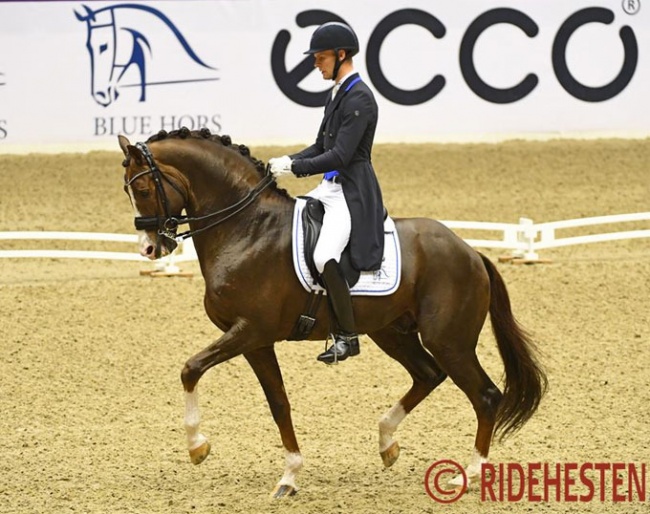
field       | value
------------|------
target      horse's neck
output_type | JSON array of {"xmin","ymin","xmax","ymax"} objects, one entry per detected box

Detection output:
[
  {"xmin": 153, "ymin": 138, "xmax": 294, "ymax": 257},
  {"xmin": 190, "ymin": 195, "xmax": 295, "ymax": 273},
  {"xmin": 185, "ymin": 171, "xmax": 254, "ymax": 216},
  {"xmin": 181, "ymin": 156, "xmax": 295, "ymax": 254},
  {"xmin": 176, "ymin": 147, "xmax": 258, "ymax": 215}
]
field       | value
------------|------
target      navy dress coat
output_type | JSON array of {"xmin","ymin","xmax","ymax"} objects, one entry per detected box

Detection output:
[{"xmin": 290, "ymin": 73, "xmax": 385, "ymax": 271}]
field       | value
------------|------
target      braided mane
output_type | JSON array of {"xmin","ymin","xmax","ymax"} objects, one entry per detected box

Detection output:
[{"xmin": 144, "ymin": 127, "xmax": 292, "ymax": 200}]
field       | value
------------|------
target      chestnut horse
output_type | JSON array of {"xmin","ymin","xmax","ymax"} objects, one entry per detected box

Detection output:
[{"xmin": 118, "ymin": 128, "xmax": 546, "ymax": 498}]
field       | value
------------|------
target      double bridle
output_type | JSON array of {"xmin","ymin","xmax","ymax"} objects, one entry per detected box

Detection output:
[{"xmin": 125, "ymin": 142, "xmax": 274, "ymax": 255}]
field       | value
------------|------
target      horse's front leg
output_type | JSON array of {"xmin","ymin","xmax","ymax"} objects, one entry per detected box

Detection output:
[
  {"xmin": 244, "ymin": 346, "xmax": 303, "ymax": 498},
  {"xmin": 180, "ymin": 319, "xmax": 264, "ymax": 466}
]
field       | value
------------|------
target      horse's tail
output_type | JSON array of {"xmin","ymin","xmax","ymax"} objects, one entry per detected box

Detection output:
[{"xmin": 479, "ymin": 253, "xmax": 548, "ymax": 441}]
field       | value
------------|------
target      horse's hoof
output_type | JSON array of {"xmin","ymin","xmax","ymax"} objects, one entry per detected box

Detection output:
[
  {"xmin": 448, "ymin": 474, "xmax": 469, "ymax": 488},
  {"xmin": 452, "ymin": 485, "xmax": 467, "ymax": 497},
  {"xmin": 380, "ymin": 441, "xmax": 400, "ymax": 467},
  {"xmin": 270, "ymin": 483, "xmax": 297, "ymax": 499},
  {"xmin": 189, "ymin": 441, "xmax": 211, "ymax": 465}
]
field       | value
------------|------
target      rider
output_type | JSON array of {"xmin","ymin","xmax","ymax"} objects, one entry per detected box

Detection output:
[{"xmin": 269, "ymin": 21, "xmax": 385, "ymax": 364}]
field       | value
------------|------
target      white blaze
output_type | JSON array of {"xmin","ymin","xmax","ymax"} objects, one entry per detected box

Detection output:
[{"xmin": 127, "ymin": 184, "xmax": 157, "ymax": 257}]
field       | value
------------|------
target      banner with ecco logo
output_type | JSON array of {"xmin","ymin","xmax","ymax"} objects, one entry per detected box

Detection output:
[{"xmin": 0, "ymin": 0, "xmax": 647, "ymax": 151}]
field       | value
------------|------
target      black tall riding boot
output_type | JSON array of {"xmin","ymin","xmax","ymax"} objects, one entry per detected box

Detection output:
[{"xmin": 317, "ymin": 259, "xmax": 360, "ymax": 364}]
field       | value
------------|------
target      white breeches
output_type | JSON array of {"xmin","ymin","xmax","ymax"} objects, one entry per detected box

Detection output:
[{"xmin": 305, "ymin": 179, "xmax": 351, "ymax": 273}]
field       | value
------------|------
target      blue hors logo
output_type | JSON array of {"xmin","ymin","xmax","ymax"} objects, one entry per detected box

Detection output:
[{"xmin": 75, "ymin": 3, "xmax": 218, "ymax": 107}]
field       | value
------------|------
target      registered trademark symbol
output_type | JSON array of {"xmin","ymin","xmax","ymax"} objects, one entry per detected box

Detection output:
[{"xmin": 622, "ymin": 0, "xmax": 641, "ymax": 15}]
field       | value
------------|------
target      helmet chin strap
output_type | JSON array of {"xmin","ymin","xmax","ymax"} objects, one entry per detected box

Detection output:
[{"xmin": 332, "ymin": 51, "xmax": 345, "ymax": 82}]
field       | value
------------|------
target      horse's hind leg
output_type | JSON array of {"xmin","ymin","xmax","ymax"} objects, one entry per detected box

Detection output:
[
  {"xmin": 368, "ymin": 326, "xmax": 448, "ymax": 467},
  {"xmin": 420, "ymin": 324, "xmax": 502, "ymax": 485},
  {"xmin": 243, "ymin": 346, "xmax": 302, "ymax": 498},
  {"xmin": 447, "ymin": 354, "xmax": 501, "ymax": 486}
]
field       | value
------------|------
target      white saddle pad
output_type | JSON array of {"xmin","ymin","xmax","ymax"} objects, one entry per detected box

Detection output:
[{"xmin": 291, "ymin": 197, "xmax": 401, "ymax": 296}]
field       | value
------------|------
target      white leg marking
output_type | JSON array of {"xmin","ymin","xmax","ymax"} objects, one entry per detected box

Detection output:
[
  {"xmin": 466, "ymin": 447, "xmax": 488, "ymax": 478},
  {"xmin": 448, "ymin": 447, "xmax": 487, "ymax": 487},
  {"xmin": 184, "ymin": 388, "xmax": 208, "ymax": 451},
  {"xmin": 277, "ymin": 451, "xmax": 303, "ymax": 489},
  {"xmin": 378, "ymin": 402, "xmax": 407, "ymax": 452}
]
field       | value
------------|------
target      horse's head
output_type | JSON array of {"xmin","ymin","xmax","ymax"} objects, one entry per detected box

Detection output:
[
  {"xmin": 118, "ymin": 135, "xmax": 188, "ymax": 259},
  {"xmin": 119, "ymin": 128, "xmax": 292, "ymax": 258}
]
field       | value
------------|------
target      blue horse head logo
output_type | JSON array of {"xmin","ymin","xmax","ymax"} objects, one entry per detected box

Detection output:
[{"xmin": 75, "ymin": 3, "xmax": 218, "ymax": 107}]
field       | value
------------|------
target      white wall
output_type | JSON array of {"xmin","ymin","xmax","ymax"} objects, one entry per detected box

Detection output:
[{"xmin": 0, "ymin": 0, "xmax": 647, "ymax": 152}]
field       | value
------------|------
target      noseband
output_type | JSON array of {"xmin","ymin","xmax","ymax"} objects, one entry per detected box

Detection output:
[{"xmin": 125, "ymin": 142, "xmax": 274, "ymax": 256}]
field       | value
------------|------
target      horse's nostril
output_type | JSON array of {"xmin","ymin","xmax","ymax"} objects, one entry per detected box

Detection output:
[{"xmin": 146, "ymin": 245, "xmax": 154, "ymax": 255}]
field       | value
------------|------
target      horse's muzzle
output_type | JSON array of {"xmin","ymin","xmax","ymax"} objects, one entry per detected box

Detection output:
[{"xmin": 138, "ymin": 230, "xmax": 178, "ymax": 260}]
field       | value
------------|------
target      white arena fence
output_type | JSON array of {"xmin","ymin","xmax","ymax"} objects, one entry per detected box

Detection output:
[
  {"xmin": 0, "ymin": 231, "xmax": 198, "ymax": 273},
  {"xmin": 0, "ymin": 213, "xmax": 648, "ymax": 268},
  {"xmin": 441, "ymin": 212, "xmax": 650, "ymax": 261}
]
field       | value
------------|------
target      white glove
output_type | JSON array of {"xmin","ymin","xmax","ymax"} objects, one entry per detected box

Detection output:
[{"xmin": 268, "ymin": 155, "xmax": 293, "ymax": 177}]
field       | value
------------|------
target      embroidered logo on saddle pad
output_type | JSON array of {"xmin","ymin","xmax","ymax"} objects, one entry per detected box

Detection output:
[{"xmin": 292, "ymin": 197, "xmax": 401, "ymax": 296}]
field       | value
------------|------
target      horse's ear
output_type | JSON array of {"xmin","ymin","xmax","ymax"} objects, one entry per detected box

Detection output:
[
  {"xmin": 118, "ymin": 136, "xmax": 146, "ymax": 166},
  {"xmin": 118, "ymin": 135, "xmax": 131, "ymax": 157}
]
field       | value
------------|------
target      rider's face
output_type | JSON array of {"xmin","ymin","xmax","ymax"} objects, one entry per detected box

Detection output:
[{"xmin": 313, "ymin": 50, "xmax": 338, "ymax": 80}]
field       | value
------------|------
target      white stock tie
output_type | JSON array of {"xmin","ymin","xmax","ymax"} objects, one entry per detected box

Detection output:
[{"xmin": 331, "ymin": 82, "xmax": 341, "ymax": 100}]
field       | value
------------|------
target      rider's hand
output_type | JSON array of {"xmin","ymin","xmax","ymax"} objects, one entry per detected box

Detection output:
[{"xmin": 268, "ymin": 155, "xmax": 293, "ymax": 177}]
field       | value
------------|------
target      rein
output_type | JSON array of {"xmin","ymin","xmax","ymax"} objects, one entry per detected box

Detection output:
[{"xmin": 127, "ymin": 141, "xmax": 274, "ymax": 246}]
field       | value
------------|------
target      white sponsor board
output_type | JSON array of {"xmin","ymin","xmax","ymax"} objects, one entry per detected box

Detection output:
[{"xmin": 0, "ymin": 0, "xmax": 647, "ymax": 151}]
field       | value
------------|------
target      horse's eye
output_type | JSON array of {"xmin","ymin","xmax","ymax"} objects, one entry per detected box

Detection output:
[
  {"xmin": 99, "ymin": 43, "xmax": 108, "ymax": 54},
  {"xmin": 136, "ymin": 189, "xmax": 151, "ymax": 198}
]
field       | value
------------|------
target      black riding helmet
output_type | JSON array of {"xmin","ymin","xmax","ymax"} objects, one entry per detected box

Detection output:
[{"xmin": 305, "ymin": 22, "xmax": 359, "ymax": 81}]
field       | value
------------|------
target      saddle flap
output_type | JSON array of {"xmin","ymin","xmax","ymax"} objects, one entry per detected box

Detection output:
[{"xmin": 299, "ymin": 196, "xmax": 360, "ymax": 288}]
